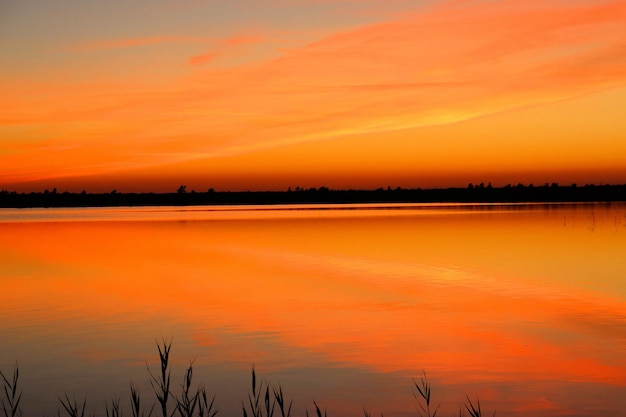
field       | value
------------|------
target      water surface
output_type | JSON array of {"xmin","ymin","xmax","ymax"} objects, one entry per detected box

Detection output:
[{"xmin": 1, "ymin": 203, "xmax": 625, "ymax": 416}]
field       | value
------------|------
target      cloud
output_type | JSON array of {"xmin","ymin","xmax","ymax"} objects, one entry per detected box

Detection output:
[
  {"xmin": 3, "ymin": 0, "xmax": 626, "ymax": 186},
  {"xmin": 169, "ymin": 0, "xmax": 626, "ymax": 156}
]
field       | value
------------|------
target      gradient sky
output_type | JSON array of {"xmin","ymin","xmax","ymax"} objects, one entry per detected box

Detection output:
[{"xmin": 1, "ymin": 0, "xmax": 626, "ymax": 192}]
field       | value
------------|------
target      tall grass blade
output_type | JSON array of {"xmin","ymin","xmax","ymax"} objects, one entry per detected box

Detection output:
[
  {"xmin": 243, "ymin": 368, "xmax": 275, "ymax": 417},
  {"xmin": 105, "ymin": 398, "xmax": 121, "ymax": 417},
  {"xmin": 147, "ymin": 339, "xmax": 173, "ymax": 417},
  {"xmin": 412, "ymin": 371, "xmax": 440, "ymax": 417},
  {"xmin": 197, "ymin": 387, "xmax": 218, "ymax": 417},
  {"xmin": 464, "ymin": 395, "xmax": 494, "ymax": 417},
  {"xmin": 273, "ymin": 386, "xmax": 292, "ymax": 417},
  {"xmin": 131, "ymin": 383, "xmax": 155, "ymax": 417},
  {"xmin": 0, "ymin": 363, "xmax": 22, "ymax": 417},
  {"xmin": 252, "ymin": 369, "xmax": 256, "ymax": 399},
  {"xmin": 175, "ymin": 362, "xmax": 200, "ymax": 417},
  {"xmin": 58, "ymin": 394, "xmax": 86, "ymax": 417},
  {"xmin": 312, "ymin": 402, "xmax": 326, "ymax": 417},
  {"xmin": 264, "ymin": 386, "xmax": 275, "ymax": 417}
]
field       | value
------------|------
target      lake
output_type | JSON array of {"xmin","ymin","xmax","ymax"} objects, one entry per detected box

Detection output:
[{"xmin": 1, "ymin": 203, "xmax": 625, "ymax": 417}]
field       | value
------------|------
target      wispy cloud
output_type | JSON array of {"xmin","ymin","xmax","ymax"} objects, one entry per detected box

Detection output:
[
  {"xmin": 174, "ymin": 0, "xmax": 626, "ymax": 152},
  {"xmin": 3, "ymin": 0, "xmax": 626, "ymax": 187}
]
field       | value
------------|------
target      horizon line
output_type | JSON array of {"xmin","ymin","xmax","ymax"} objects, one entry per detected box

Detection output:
[{"xmin": 2, "ymin": 181, "xmax": 626, "ymax": 195}]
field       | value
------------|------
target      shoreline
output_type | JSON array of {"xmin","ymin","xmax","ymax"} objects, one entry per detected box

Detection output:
[{"xmin": 1, "ymin": 183, "xmax": 625, "ymax": 208}]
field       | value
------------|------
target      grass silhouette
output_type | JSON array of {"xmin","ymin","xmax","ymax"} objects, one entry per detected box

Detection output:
[
  {"xmin": 0, "ymin": 340, "xmax": 494, "ymax": 417},
  {"xmin": 0, "ymin": 364, "xmax": 21, "ymax": 417}
]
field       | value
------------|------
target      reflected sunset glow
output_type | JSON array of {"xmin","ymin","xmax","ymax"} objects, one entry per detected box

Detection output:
[{"xmin": 1, "ymin": 204, "xmax": 625, "ymax": 416}]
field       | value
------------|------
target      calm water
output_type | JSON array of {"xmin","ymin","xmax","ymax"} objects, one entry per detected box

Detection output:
[{"xmin": 1, "ymin": 203, "xmax": 625, "ymax": 417}]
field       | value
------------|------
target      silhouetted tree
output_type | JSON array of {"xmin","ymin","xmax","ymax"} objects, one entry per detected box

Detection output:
[{"xmin": 177, "ymin": 185, "xmax": 187, "ymax": 194}]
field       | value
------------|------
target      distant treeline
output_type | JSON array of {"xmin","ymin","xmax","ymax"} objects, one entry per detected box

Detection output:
[{"xmin": 1, "ymin": 183, "xmax": 625, "ymax": 208}]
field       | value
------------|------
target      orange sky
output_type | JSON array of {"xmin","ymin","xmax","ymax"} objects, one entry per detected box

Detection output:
[{"xmin": 1, "ymin": 0, "xmax": 626, "ymax": 192}]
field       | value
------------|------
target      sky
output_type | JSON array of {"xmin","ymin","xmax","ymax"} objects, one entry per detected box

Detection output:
[{"xmin": 1, "ymin": 0, "xmax": 626, "ymax": 192}]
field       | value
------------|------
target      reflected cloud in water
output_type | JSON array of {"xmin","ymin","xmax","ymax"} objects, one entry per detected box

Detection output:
[{"xmin": 1, "ymin": 203, "xmax": 625, "ymax": 416}]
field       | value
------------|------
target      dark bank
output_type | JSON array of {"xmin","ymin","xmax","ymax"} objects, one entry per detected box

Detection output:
[{"xmin": 1, "ymin": 183, "xmax": 625, "ymax": 208}]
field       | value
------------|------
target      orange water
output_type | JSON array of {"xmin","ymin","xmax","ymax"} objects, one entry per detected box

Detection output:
[{"xmin": 1, "ymin": 203, "xmax": 625, "ymax": 416}]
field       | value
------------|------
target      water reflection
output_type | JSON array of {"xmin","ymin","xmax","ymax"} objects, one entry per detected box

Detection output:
[{"xmin": 1, "ymin": 203, "xmax": 625, "ymax": 416}]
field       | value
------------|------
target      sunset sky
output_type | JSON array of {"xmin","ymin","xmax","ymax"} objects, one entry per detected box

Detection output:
[{"xmin": 1, "ymin": 0, "xmax": 626, "ymax": 192}]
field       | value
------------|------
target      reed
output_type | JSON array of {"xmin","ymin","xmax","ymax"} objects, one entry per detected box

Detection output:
[
  {"xmin": 58, "ymin": 394, "xmax": 86, "ymax": 417},
  {"xmin": 0, "ymin": 364, "xmax": 22, "ymax": 417},
  {"xmin": 413, "ymin": 371, "xmax": 440, "ymax": 417},
  {"xmin": 1, "ymin": 342, "xmax": 497, "ymax": 417},
  {"xmin": 105, "ymin": 398, "xmax": 121, "ymax": 417},
  {"xmin": 176, "ymin": 363, "xmax": 200, "ymax": 417},
  {"xmin": 243, "ymin": 367, "xmax": 275, "ymax": 417},
  {"xmin": 306, "ymin": 402, "xmax": 326, "ymax": 417},
  {"xmin": 176, "ymin": 362, "xmax": 217, "ymax": 417},
  {"xmin": 130, "ymin": 383, "xmax": 154, "ymax": 417},
  {"xmin": 148, "ymin": 339, "xmax": 172, "ymax": 417},
  {"xmin": 273, "ymin": 386, "xmax": 292, "ymax": 417},
  {"xmin": 462, "ymin": 395, "xmax": 495, "ymax": 417},
  {"xmin": 196, "ymin": 386, "xmax": 218, "ymax": 417}
]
